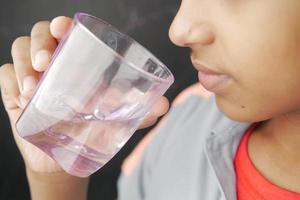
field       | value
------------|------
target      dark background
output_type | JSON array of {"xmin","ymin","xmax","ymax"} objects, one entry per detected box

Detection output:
[{"xmin": 0, "ymin": 0, "xmax": 197, "ymax": 199}]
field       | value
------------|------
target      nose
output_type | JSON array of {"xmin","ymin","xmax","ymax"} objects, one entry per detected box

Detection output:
[{"xmin": 169, "ymin": 3, "xmax": 215, "ymax": 47}]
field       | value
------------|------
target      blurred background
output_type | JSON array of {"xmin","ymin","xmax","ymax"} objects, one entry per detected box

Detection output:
[{"xmin": 0, "ymin": 0, "xmax": 197, "ymax": 199}]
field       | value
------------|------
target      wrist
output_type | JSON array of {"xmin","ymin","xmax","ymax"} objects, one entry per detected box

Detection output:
[
  {"xmin": 26, "ymin": 167, "xmax": 89, "ymax": 200},
  {"xmin": 26, "ymin": 167, "xmax": 86, "ymax": 183}
]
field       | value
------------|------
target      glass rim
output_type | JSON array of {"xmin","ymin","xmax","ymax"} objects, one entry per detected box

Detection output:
[{"xmin": 74, "ymin": 12, "xmax": 174, "ymax": 84}]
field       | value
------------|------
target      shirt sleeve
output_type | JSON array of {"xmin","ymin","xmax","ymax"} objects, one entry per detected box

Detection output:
[
  {"xmin": 117, "ymin": 158, "xmax": 146, "ymax": 200},
  {"xmin": 117, "ymin": 95, "xmax": 206, "ymax": 200}
]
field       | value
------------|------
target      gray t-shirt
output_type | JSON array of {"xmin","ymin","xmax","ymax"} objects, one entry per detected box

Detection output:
[{"xmin": 118, "ymin": 95, "xmax": 250, "ymax": 200}]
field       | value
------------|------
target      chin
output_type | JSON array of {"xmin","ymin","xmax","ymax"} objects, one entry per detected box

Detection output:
[{"xmin": 214, "ymin": 95, "xmax": 267, "ymax": 123}]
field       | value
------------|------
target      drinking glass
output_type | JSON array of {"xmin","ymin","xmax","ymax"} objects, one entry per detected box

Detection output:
[{"xmin": 16, "ymin": 12, "xmax": 174, "ymax": 177}]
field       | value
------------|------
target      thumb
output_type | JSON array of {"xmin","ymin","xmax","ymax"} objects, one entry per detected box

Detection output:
[{"xmin": 138, "ymin": 96, "xmax": 169, "ymax": 129}]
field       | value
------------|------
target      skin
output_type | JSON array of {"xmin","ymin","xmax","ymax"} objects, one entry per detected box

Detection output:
[
  {"xmin": 1, "ymin": 0, "xmax": 300, "ymax": 199},
  {"xmin": 169, "ymin": 0, "xmax": 300, "ymax": 193}
]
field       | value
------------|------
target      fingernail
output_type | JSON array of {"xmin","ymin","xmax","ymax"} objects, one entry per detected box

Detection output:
[
  {"xmin": 19, "ymin": 95, "xmax": 28, "ymax": 108},
  {"xmin": 34, "ymin": 50, "xmax": 50, "ymax": 69},
  {"xmin": 22, "ymin": 76, "xmax": 37, "ymax": 93}
]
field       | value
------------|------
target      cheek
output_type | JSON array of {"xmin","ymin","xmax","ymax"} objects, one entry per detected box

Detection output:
[
  {"xmin": 213, "ymin": 0, "xmax": 300, "ymax": 122},
  {"xmin": 216, "ymin": 60, "xmax": 300, "ymax": 123},
  {"xmin": 217, "ymin": 34, "xmax": 300, "ymax": 122}
]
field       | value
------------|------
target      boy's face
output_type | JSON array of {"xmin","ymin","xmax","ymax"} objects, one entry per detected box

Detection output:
[{"xmin": 169, "ymin": 0, "xmax": 300, "ymax": 122}]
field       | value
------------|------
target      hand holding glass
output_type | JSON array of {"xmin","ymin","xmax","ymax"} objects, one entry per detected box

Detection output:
[{"xmin": 16, "ymin": 13, "xmax": 174, "ymax": 177}]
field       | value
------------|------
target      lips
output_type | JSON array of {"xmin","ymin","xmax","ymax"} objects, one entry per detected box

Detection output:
[{"xmin": 192, "ymin": 61, "xmax": 231, "ymax": 91}]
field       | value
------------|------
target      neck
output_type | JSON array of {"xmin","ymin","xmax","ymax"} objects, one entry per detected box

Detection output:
[
  {"xmin": 248, "ymin": 110, "xmax": 300, "ymax": 192},
  {"xmin": 261, "ymin": 110, "xmax": 300, "ymax": 158}
]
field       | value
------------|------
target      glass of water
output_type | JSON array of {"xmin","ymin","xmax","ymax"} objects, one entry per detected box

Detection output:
[{"xmin": 15, "ymin": 12, "xmax": 174, "ymax": 177}]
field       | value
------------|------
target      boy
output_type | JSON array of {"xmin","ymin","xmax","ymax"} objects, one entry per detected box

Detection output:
[{"xmin": 1, "ymin": 0, "xmax": 300, "ymax": 199}]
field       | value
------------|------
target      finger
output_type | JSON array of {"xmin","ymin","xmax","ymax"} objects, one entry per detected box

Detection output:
[
  {"xmin": 0, "ymin": 63, "xmax": 23, "ymax": 112},
  {"xmin": 11, "ymin": 36, "xmax": 39, "ymax": 99},
  {"xmin": 0, "ymin": 64, "xmax": 37, "ymax": 158},
  {"xmin": 149, "ymin": 96, "xmax": 170, "ymax": 118},
  {"xmin": 50, "ymin": 16, "xmax": 73, "ymax": 40},
  {"xmin": 138, "ymin": 96, "xmax": 169, "ymax": 129},
  {"xmin": 31, "ymin": 21, "xmax": 57, "ymax": 71}
]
